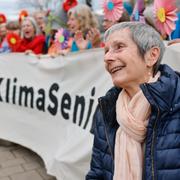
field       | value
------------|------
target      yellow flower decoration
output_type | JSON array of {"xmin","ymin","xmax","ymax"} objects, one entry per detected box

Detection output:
[{"xmin": 157, "ymin": 7, "xmax": 166, "ymax": 23}]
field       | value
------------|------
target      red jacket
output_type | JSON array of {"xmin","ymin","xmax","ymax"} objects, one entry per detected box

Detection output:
[{"xmin": 15, "ymin": 35, "xmax": 45, "ymax": 54}]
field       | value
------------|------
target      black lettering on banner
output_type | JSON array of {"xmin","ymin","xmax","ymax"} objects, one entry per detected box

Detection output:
[
  {"xmin": 0, "ymin": 78, "xmax": 4, "ymax": 102},
  {"xmin": 19, "ymin": 86, "xmax": 34, "ymax": 108},
  {"xmin": 36, "ymin": 89, "xmax": 45, "ymax": 112},
  {"xmin": 0, "ymin": 77, "xmax": 97, "ymax": 130},
  {"xmin": 73, "ymin": 96, "xmax": 85, "ymax": 126},
  {"xmin": 6, "ymin": 78, "xmax": 10, "ymax": 103},
  {"xmin": 47, "ymin": 83, "xmax": 59, "ymax": 116},
  {"xmin": 61, "ymin": 93, "xmax": 71, "ymax": 120},
  {"xmin": 12, "ymin": 78, "xmax": 17, "ymax": 104},
  {"xmin": 83, "ymin": 87, "xmax": 96, "ymax": 129}
]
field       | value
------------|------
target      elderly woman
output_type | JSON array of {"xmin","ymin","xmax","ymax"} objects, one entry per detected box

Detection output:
[
  {"xmin": 15, "ymin": 17, "xmax": 45, "ymax": 54},
  {"xmin": 86, "ymin": 22, "xmax": 180, "ymax": 180},
  {"xmin": 65, "ymin": 4, "xmax": 101, "ymax": 52},
  {"xmin": 67, "ymin": 4, "xmax": 100, "ymax": 51},
  {"xmin": 48, "ymin": 4, "xmax": 100, "ymax": 56}
]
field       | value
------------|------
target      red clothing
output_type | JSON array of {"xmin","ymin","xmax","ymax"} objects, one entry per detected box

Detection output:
[{"xmin": 15, "ymin": 35, "xmax": 45, "ymax": 54}]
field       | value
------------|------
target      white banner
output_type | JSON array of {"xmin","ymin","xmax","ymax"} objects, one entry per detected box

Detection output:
[
  {"xmin": 0, "ymin": 49, "xmax": 112, "ymax": 180},
  {"xmin": 162, "ymin": 42, "xmax": 180, "ymax": 71},
  {"xmin": 0, "ymin": 44, "xmax": 179, "ymax": 180}
]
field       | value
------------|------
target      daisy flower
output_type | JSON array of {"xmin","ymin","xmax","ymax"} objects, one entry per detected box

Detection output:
[
  {"xmin": 103, "ymin": 0, "xmax": 124, "ymax": 22},
  {"xmin": 55, "ymin": 28, "xmax": 70, "ymax": 50},
  {"xmin": 6, "ymin": 33, "xmax": 21, "ymax": 51},
  {"xmin": 154, "ymin": 0, "xmax": 178, "ymax": 36}
]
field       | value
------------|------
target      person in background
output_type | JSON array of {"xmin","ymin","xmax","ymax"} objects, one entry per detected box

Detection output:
[
  {"xmin": 48, "ymin": 4, "xmax": 101, "ymax": 56},
  {"xmin": 6, "ymin": 21, "xmax": 20, "ymax": 35},
  {"xmin": 15, "ymin": 17, "xmax": 45, "ymax": 55},
  {"xmin": 0, "ymin": 20, "xmax": 21, "ymax": 53},
  {"xmin": 33, "ymin": 10, "xmax": 47, "ymax": 34},
  {"xmin": 86, "ymin": 22, "xmax": 180, "ymax": 180},
  {"xmin": 67, "ymin": 4, "xmax": 100, "ymax": 51}
]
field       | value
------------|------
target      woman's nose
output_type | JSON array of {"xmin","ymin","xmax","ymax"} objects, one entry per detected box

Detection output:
[{"xmin": 104, "ymin": 50, "xmax": 114, "ymax": 63}]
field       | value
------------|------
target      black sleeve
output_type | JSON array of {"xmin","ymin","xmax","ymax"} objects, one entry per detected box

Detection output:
[{"xmin": 86, "ymin": 106, "xmax": 104, "ymax": 180}]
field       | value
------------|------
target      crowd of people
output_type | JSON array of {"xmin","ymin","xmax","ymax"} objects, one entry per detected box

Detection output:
[{"xmin": 0, "ymin": 0, "xmax": 179, "ymax": 58}]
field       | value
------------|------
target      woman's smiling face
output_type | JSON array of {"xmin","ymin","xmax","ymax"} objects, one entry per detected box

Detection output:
[
  {"xmin": 104, "ymin": 28, "xmax": 149, "ymax": 91},
  {"xmin": 67, "ymin": 13, "xmax": 80, "ymax": 34}
]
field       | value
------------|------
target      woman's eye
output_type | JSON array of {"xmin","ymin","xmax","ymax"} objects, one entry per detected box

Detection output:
[{"xmin": 115, "ymin": 44, "xmax": 123, "ymax": 50}]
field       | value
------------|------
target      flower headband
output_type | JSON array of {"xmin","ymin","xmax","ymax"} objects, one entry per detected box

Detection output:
[
  {"xmin": 103, "ymin": 0, "xmax": 124, "ymax": 22},
  {"xmin": 154, "ymin": 0, "xmax": 178, "ymax": 36}
]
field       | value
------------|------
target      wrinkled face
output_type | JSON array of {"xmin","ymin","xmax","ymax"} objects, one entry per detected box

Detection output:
[
  {"xmin": 104, "ymin": 28, "xmax": 149, "ymax": 90},
  {"xmin": 67, "ymin": 13, "xmax": 80, "ymax": 34},
  {"xmin": 103, "ymin": 18, "xmax": 116, "ymax": 31},
  {"xmin": 21, "ymin": 19, "xmax": 35, "ymax": 39}
]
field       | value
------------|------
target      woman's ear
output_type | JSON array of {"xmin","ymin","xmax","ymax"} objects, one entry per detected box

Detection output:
[{"xmin": 144, "ymin": 47, "xmax": 160, "ymax": 68}]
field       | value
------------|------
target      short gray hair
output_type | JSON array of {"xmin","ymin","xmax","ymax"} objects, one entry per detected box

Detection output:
[{"xmin": 104, "ymin": 22, "xmax": 165, "ymax": 75}]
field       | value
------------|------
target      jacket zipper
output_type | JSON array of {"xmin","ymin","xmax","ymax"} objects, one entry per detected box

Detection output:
[
  {"xmin": 99, "ymin": 99, "xmax": 114, "ymax": 160},
  {"xmin": 151, "ymin": 107, "xmax": 160, "ymax": 180},
  {"xmin": 142, "ymin": 83, "xmax": 160, "ymax": 180}
]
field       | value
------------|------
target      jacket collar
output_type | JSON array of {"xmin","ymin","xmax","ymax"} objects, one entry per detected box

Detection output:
[
  {"xmin": 99, "ymin": 64, "xmax": 180, "ymax": 125},
  {"xmin": 98, "ymin": 87, "xmax": 120, "ymax": 127},
  {"xmin": 141, "ymin": 64, "xmax": 180, "ymax": 113}
]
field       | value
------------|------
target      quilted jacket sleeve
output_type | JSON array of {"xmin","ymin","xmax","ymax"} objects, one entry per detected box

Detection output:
[{"xmin": 86, "ymin": 107, "xmax": 104, "ymax": 180}]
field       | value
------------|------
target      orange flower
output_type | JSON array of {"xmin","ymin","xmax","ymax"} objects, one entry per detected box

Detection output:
[
  {"xmin": 6, "ymin": 33, "xmax": 21, "ymax": 51},
  {"xmin": 19, "ymin": 10, "xmax": 28, "ymax": 23},
  {"xmin": 0, "ymin": 13, "xmax": 6, "ymax": 24}
]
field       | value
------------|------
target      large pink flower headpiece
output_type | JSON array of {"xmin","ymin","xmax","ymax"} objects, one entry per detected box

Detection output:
[
  {"xmin": 103, "ymin": 0, "xmax": 124, "ymax": 22},
  {"xmin": 154, "ymin": 0, "xmax": 178, "ymax": 36}
]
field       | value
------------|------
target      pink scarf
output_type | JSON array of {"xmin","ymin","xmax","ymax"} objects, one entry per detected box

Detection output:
[{"xmin": 114, "ymin": 73, "xmax": 160, "ymax": 180}]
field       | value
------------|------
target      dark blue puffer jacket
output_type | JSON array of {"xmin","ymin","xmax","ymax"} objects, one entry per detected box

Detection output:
[{"xmin": 86, "ymin": 64, "xmax": 180, "ymax": 180}]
